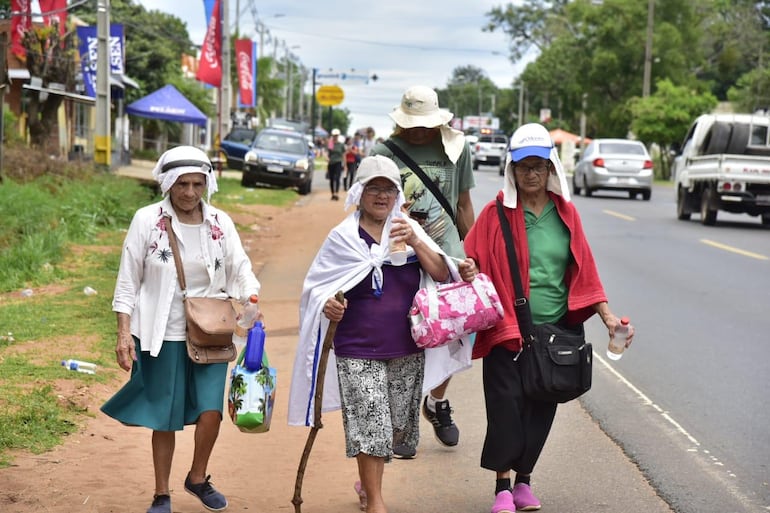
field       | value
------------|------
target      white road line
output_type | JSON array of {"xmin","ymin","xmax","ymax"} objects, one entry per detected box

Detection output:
[
  {"xmin": 701, "ymin": 239, "xmax": 769, "ymax": 261},
  {"xmin": 602, "ymin": 209, "xmax": 636, "ymax": 221},
  {"xmin": 594, "ymin": 352, "xmax": 763, "ymax": 510}
]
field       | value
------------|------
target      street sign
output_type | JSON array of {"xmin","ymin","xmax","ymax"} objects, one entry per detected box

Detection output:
[
  {"xmin": 316, "ymin": 69, "xmax": 372, "ymax": 83},
  {"xmin": 316, "ymin": 85, "xmax": 344, "ymax": 106}
]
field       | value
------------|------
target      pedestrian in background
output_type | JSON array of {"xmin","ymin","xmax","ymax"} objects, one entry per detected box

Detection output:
[
  {"xmin": 102, "ymin": 146, "xmax": 261, "ymax": 513},
  {"xmin": 362, "ymin": 126, "xmax": 376, "ymax": 157},
  {"xmin": 370, "ymin": 84, "xmax": 476, "ymax": 458},
  {"xmin": 463, "ymin": 123, "xmax": 634, "ymax": 513},
  {"xmin": 288, "ymin": 155, "xmax": 475, "ymax": 513},
  {"xmin": 328, "ymin": 128, "xmax": 346, "ymax": 200},
  {"xmin": 344, "ymin": 135, "xmax": 361, "ymax": 190}
]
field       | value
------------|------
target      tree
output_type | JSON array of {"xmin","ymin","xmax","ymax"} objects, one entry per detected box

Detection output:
[
  {"xmin": 727, "ymin": 67, "xmax": 770, "ymax": 112},
  {"xmin": 22, "ymin": 22, "xmax": 77, "ymax": 147},
  {"xmin": 629, "ymin": 79, "xmax": 717, "ymax": 179}
]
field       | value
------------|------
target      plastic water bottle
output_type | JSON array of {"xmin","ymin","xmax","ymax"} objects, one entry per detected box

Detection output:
[
  {"xmin": 388, "ymin": 213, "xmax": 407, "ymax": 266},
  {"xmin": 606, "ymin": 317, "xmax": 630, "ymax": 361},
  {"xmin": 62, "ymin": 359, "xmax": 97, "ymax": 374},
  {"xmin": 233, "ymin": 295, "xmax": 260, "ymax": 348},
  {"xmin": 244, "ymin": 321, "xmax": 265, "ymax": 371}
]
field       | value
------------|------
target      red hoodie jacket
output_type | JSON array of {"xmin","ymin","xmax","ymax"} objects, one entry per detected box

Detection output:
[{"xmin": 464, "ymin": 190, "xmax": 607, "ymax": 359}]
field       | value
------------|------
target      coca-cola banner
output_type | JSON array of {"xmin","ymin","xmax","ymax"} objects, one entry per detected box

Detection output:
[
  {"xmin": 10, "ymin": 0, "xmax": 31, "ymax": 59},
  {"xmin": 39, "ymin": 0, "xmax": 67, "ymax": 36},
  {"xmin": 196, "ymin": 0, "xmax": 222, "ymax": 87},
  {"xmin": 235, "ymin": 39, "xmax": 257, "ymax": 107}
]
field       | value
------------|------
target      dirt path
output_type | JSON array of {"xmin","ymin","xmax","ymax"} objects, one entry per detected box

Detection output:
[{"xmin": 0, "ymin": 188, "xmax": 355, "ymax": 513}]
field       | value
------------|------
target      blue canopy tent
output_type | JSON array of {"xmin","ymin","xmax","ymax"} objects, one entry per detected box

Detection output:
[{"xmin": 126, "ymin": 84, "xmax": 208, "ymax": 126}]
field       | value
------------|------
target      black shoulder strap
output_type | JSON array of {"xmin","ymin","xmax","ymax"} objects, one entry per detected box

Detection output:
[
  {"xmin": 496, "ymin": 199, "xmax": 534, "ymax": 340},
  {"xmin": 383, "ymin": 139, "xmax": 456, "ymax": 225}
]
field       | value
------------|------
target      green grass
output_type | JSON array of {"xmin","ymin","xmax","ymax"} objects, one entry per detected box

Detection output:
[{"xmin": 0, "ymin": 170, "xmax": 292, "ymax": 467}]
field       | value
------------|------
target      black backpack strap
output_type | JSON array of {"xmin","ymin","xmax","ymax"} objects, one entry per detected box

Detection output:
[{"xmin": 383, "ymin": 139, "xmax": 456, "ymax": 225}]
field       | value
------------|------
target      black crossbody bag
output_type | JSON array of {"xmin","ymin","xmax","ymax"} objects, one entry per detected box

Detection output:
[{"xmin": 496, "ymin": 199, "xmax": 592, "ymax": 403}]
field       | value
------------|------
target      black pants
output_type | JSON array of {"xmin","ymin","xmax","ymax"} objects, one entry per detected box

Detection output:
[
  {"xmin": 328, "ymin": 161, "xmax": 343, "ymax": 195},
  {"xmin": 344, "ymin": 161, "xmax": 359, "ymax": 190},
  {"xmin": 481, "ymin": 345, "xmax": 557, "ymax": 474}
]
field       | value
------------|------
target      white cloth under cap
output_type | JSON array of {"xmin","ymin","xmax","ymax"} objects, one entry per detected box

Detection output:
[
  {"xmin": 388, "ymin": 85, "xmax": 466, "ymax": 164},
  {"xmin": 344, "ymin": 155, "xmax": 405, "ymax": 217},
  {"xmin": 502, "ymin": 123, "xmax": 571, "ymax": 208},
  {"xmin": 152, "ymin": 146, "xmax": 218, "ymax": 202}
]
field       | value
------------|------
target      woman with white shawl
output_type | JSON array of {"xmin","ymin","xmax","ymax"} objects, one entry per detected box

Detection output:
[{"xmin": 288, "ymin": 155, "xmax": 476, "ymax": 513}]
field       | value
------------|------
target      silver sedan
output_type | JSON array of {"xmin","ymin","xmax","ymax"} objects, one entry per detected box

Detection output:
[{"xmin": 573, "ymin": 138, "xmax": 653, "ymax": 200}]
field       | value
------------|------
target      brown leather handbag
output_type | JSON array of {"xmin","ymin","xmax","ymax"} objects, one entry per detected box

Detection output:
[{"xmin": 166, "ymin": 218, "xmax": 237, "ymax": 364}]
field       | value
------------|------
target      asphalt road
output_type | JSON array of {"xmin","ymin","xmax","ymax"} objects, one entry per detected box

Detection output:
[{"xmin": 472, "ymin": 164, "xmax": 770, "ymax": 513}]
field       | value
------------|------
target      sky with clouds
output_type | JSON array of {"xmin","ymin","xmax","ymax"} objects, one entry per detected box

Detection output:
[{"xmin": 136, "ymin": 0, "xmax": 526, "ymax": 138}]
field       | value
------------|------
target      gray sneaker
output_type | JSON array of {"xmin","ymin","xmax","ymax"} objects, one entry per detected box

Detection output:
[
  {"xmin": 422, "ymin": 397, "xmax": 459, "ymax": 446},
  {"xmin": 392, "ymin": 442, "xmax": 417, "ymax": 459},
  {"xmin": 184, "ymin": 474, "xmax": 228, "ymax": 511},
  {"xmin": 146, "ymin": 494, "xmax": 171, "ymax": 513}
]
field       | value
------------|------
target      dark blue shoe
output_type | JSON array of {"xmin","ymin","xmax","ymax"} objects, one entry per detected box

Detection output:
[
  {"xmin": 146, "ymin": 494, "xmax": 171, "ymax": 513},
  {"xmin": 184, "ymin": 474, "xmax": 228, "ymax": 511}
]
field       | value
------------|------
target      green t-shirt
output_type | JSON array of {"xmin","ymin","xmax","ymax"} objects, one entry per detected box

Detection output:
[
  {"xmin": 370, "ymin": 137, "xmax": 475, "ymax": 259},
  {"xmin": 525, "ymin": 200, "xmax": 571, "ymax": 324}
]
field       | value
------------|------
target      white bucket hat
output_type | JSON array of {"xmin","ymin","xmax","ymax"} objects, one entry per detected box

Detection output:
[
  {"xmin": 388, "ymin": 85, "xmax": 465, "ymax": 164},
  {"xmin": 502, "ymin": 123, "xmax": 571, "ymax": 208},
  {"xmin": 388, "ymin": 85, "xmax": 453, "ymax": 129}
]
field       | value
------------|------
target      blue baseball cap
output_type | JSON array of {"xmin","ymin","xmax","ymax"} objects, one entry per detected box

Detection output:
[{"xmin": 509, "ymin": 123, "xmax": 554, "ymax": 162}]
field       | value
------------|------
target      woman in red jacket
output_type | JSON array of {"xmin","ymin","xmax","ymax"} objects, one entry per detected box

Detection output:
[{"xmin": 464, "ymin": 123, "xmax": 635, "ymax": 513}]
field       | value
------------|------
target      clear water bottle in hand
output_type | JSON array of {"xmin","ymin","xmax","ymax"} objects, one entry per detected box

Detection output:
[
  {"xmin": 62, "ymin": 359, "xmax": 97, "ymax": 374},
  {"xmin": 233, "ymin": 295, "xmax": 260, "ymax": 348},
  {"xmin": 606, "ymin": 316, "xmax": 630, "ymax": 361}
]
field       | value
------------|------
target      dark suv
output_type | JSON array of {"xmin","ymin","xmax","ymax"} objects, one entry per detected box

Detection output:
[{"xmin": 241, "ymin": 128, "xmax": 315, "ymax": 195}]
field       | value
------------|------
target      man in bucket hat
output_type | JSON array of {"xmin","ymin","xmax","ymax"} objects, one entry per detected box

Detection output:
[{"xmin": 371, "ymin": 85, "xmax": 476, "ymax": 458}]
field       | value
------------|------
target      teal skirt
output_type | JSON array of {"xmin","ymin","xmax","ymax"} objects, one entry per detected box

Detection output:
[{"xmin": 101, "ymin": 337, "xmax": 228, "ymax": 431}]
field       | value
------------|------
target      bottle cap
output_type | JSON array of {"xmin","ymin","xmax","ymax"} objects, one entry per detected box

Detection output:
[
  {"xmin": 248, "ymin": 294, "xmax": 259, "ymax": 303},
  {"xmin": 620, "ymin": 316, "xmax": 630, "ymax": 325}
]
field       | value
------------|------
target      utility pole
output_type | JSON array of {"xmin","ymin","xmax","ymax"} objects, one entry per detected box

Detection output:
[
  {"xmin": 642, "ymin": 0, "xmax": 654, "ymax": 97},
  {"xmin": 220, "ymin": 0, "xmax": 231, "ymax": 139},
  {"xmin": 95, "ymin": 0, "xmax": 111, "ymax": 169}
]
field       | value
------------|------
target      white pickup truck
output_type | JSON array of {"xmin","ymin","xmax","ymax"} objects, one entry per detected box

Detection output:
[{"xmin": 673, "ymin": 113, "xmax": 770, "ymax": 225}]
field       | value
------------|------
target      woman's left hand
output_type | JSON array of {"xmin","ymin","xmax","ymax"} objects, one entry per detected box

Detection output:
[
  {"xmin": 457, "ymin": 257, "xmax": 478, "ymax": 282},
  {"xmin": 390, "ymin": 217, "xmax": 416, "ymax": 246}
]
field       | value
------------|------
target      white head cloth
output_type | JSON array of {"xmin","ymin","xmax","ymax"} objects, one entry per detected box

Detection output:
[
  {"xmin": 344, "ymin": 155, "xmax": 406, "ymax": 215},
  {"xmin": 151, "ymin": 146, "xmax": 219, "ymax": 202},
  {"xmin": 501, "ymin": 123, "xmax": 571, "ymax": 208}
]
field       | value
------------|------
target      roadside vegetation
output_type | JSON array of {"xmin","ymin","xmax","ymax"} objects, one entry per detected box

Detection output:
[{"xmin": 0, "ymin": 153, "xmax": 296, "ymax": 467}]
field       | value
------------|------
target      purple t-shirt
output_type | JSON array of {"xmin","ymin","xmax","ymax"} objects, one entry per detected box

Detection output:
[{"xmin": 333, "ymin": 227, "xmax": 423, "ymax": 360}]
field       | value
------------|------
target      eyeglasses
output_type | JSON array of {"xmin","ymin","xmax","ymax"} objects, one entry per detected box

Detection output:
[
  {"xmin": 514, "ymin": 163, "xmax": 550, "ymax": 175},
  {"xmin": 363, "ymin": 185, "xmax": 399, "ymax": 197}
]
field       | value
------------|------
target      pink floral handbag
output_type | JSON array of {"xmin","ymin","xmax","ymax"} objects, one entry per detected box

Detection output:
[{"xmin": 409, "ymin": 273, "xmax": 504, "ymax": 349}]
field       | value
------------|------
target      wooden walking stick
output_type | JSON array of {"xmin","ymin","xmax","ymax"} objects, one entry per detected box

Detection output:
[{"xmin": 292, "ymin": 290, "xmax": 345, "ymax": 513}]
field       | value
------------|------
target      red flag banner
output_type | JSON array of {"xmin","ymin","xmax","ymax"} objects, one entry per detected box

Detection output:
[
  {"xmin": 196, "ymin": 0, "xmax": 222, "ymax": 87},
  {"xmin": 235, "ymin": 39, "xmax": 255, "ymax": 107},
  {"xmin": 11, "ymin": 0, "xmax": 31, "ymax": 59},
  {"xmin": 39, "ymin": 0, "xmax": 67, "ymax": 36}
]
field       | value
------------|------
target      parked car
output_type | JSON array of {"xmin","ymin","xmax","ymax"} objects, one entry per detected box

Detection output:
[
  {"xmin": 219, "ymin": 127, "xmax": 257, "ymax": 170},
  {"xmin": 241, "ymin": 128, "xmax": 315, "ymax": 195},
  {"xmin": 573, "ymin": 138, "xmax": 653, "ymax": 200},
  {"xmin": 473, "ymin": 133, "xmax": 508, "ymax": 170}
]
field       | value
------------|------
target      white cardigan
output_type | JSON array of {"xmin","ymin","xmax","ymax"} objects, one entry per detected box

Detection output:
[{"xmin": 112, "ymin": 196, "xmax": 260, "ymax": 357}]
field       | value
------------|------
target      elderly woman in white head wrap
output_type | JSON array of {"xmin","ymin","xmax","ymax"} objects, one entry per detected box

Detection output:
[
  {"xmin": 463, "ymin": 123, "xmax": 634, "ymax": 513},
  {"xmin": 288, "ymin": 155, "xmax": 474, "ymax": 513},
  {"xmin": 102, "ymin": 146, "xmax": 260, "ymax": 513}
]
